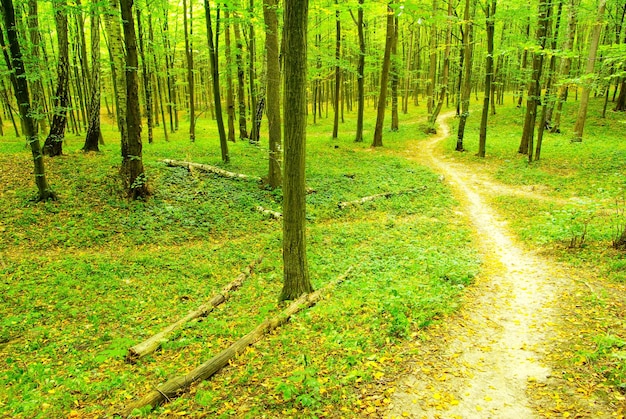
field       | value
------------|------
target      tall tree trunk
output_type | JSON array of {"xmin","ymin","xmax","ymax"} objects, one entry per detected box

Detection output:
[
  {"xmin": 162, "ymin": 11, "xmax": 177, "ymax": 133},
  {"xmin": 426, "ymin": 0, "xmax": 437, "ymax": 117},
  {"xmin": 263, "ymin": 0, "xmax": 281, "ymax": 188},
  {"xmin": 1, "ymin": 0, "xmax": 56, "ymax": 201},
  {"xmin": 148, "ymin": 12, "xmax": 168, "ymax": 141},
  {"xmin": 517, "ymin": 21, "xmax": 531, "ymax": 107},
  {"xmin": 402, "ymin": 26, "xmax": 414, "ymax": 114},
  {"xmin": 224, "ymin": 9, "xmax": 236, "ymax": 142},
  {"xmin": 332, "ymin": 2, "xmax": 341, "ymax": 139},
  {"xmin": 120, "ymin": 0, "xmax": 149, "ymax": 199},
  {"xmin": 371, "ymin": 5, "xmax": 395, "ymax": 148},
  {"xmin": 136, "ymin": 6, "xmax": 153, "ymax": 144},
  {"xmin": 248, "ymin": 0, "xmax": 259, "ymax": 143},
  {"xmin": 204, "ymin": 2, "xmax": 229, "ymax": 163},
  {"xmin": 183, "ymin": 0, "xmax": 195, "ymax": 141},
  {"xmin": 83, "ymin": 1, "xmax": 101, "ymax": 152},
  {"xmin": 391, "ymin": 16, "xmax": 399, "ymax": 131},
  {"xmin": 427, "ymin": 0, "xmax": 452, "ymax": 132},
  {"xmin": 551, "ymin": 0, "xmax": 578, "ymax": 131},
  {"xmin": 281, "ymin": 0, "xmax": 313, "ymax": 301},
  {"xmin": 519, "ymin": 0, "xmax": 552, "ymax": 158},
  {"xmin": 572, "ymin": 0, "xmax": 606, "ymax": 142},
  {"xmin": 26, "ymin": 0, "xmax": 47, "ymax": 133},
  {"xmin": 354, "ymin": 0, "xmax": 365, "ymax": 142},
  {"xmin": 456, "ymin": 0, "xmax": 474, "ymax": 151},
  {"xmin": 478, "ymin": 0, "xmax": 496, "ymax": 158},
  {"xmin": 43, "ymin": 0, "xmax": 70, "ymax": 157},
  {"xmin": 233, "ymin": 16, "xmax": 248, "ymax": 139}
]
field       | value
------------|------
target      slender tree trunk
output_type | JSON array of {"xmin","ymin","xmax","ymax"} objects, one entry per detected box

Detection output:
[
  {"xmin": 26, "ymin": 0, "xmax": 47, "ymax": 133},
  {"xmin": 1, "ymin": 0, "xmax": 56, "ymax": 200},
  {"xmin": 162, "ymin": 12, "xmax": 176, "ymax": 133},
  {"xmin": 148, "ymin": 13, "xmax": 168, "ymax": 141},
  {"xmin": 136, "ymin": 7, "xmax": 153, "ymax": 144},
  {"xmin": 551, "ymin": 0, "xmax": 578, "ymax": 132},
  {"xmin": 427, "ymin": 0, "xmax": 452, "ymax": 132},
  {"xmin": 248, "ymin": 0, "xmax": 259, "ymax": 143},
  {"xmin": 233, "ymin": 16, "xmax": 248, "ymax": 139},
  {"xmin": 354, "ymin": 0, "xmax": 365, "ymax": 142},
  {"xmin": 372, "ymin": 5, "xmax": 395, "ymax": 147},
  {"xmin": 183, "ymin": 0, "xmax": 195, "ymax": 141},
  {"xmin": 457, "ymin": 0, "xmax": 474, "ymax": 151},
  {"xmin": 426, "ymin": 0, "xmax": 437, "ymax": 117},
  {"xmin": 281, "ymin": 0, "xmax": 313, "ymax": 301},
  {"xmin": 204, "ymin": 2, "xmax": 229, "ymax": 163},
  {"xmin": 332, "ymin": 2, "xmax": 341, "ymax": 139},
  {"xmin": 478, "ymin": 0, "xmax": 496, "ymax": 158},
  {"xmin": 43, "ymin": 0, "xmax": 70, "ymax": 157},
  {"xmin": 517, "ymin": 21, "xmax": 531, "ymax": 107},
  {"xmin": 83, "ymin": 2, "xmax": 101, "ymax": 152},
  {"xmin": 224, "ymin": 9, "xmax": 236, "ymax": 142},
  {"xmin": 263, "ymin": 0, "xmax": 281, "ymax": 188},
  {"xmin": 391, "ymin": 16, "xmax": 399, "ymax": 131},
  {"xmin": 120, "ymin": 0, "xmax": 149, "ymax": 199},
  {"xmin": 572, "ymin": 0, "xmax": 606, "ymax": 142}
]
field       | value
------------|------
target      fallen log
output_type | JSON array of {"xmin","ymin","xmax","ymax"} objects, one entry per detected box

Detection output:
[
  {"xmin": 163, "ymin": 159, "xmax": 261, "ymax": 182},
  {"xmin": 126, "ymin": 257, "xmax": 263, "ymax": 363},
  {"xmin": 337, "ymin": 187, "xmax": 427, "ymax": 210},
  {"xmin": 256, "ymin": 206, "xmax": 282, "ymax": 219},
  {"xmin": 119, "ymin": 267, "xmax": 353, "ymax": 416}
]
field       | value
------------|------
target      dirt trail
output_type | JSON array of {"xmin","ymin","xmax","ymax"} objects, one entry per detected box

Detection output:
[{"xmin": 387, "ymin": 114, "xmax": 571, "ymax": 418}]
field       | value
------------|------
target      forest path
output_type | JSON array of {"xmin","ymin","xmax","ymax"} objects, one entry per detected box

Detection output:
[{"xmin": 387, "ymin": 113, "xmax": 604, "ymax": 418}]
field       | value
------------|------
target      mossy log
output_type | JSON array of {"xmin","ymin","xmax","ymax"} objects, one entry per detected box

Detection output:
[
  {"xmin": 337, "ymin": 187, "xmax": 427, "ymax": 209},
  {"xmin": 119, "ymin": 267, "xmax": 352, "ymax": 415},
  {"xmin": 163, "ymin": 159, "xmax": 261, "ymax": 182},
  {"xmin": 126, "ymin": 257, "xmax": 262, "ymax": 363}
]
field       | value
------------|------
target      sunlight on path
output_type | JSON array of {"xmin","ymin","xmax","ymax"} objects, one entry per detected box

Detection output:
[{"xmin": 388, "ymin": 113, "xmax": 557, "ymax": 418}]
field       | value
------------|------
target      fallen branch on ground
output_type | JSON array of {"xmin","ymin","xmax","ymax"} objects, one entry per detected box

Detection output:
[
  {"xmin": 119, "ymin": 267, "xmax": 353, "ymax": 415},
  {"xmin": 126, "ymin": 257, "xmax": 263, "ymax": 363},
  {"xmin": 256, "ymin": 206, "xmax": 282, "ymax": 219},
  {"xmin": 338, "ymin": 187, "xmax": 427, "ymax": 210},
  {"xmin": 163, "ymin": 159, "xmax": 261, "ymax": 182}
]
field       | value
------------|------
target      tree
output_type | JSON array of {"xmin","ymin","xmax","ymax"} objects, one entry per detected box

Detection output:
[
  {"xmin": 224, "ymin": 9, "xmax": 236, "ymax": 142},
  {"xmin": 281, "ymin": 0, "xmax": 313, "ymax": 301},
  {"xmin": 372, "ymin": 5, "xmax": 395, "ymax": 148},
  {"xmin": 332, "ymin": 1, "xmax": 341, "ymax": 139},
  {"xmin": 262, "ymin": 0, "xmax": 281, "ymax": 188},
  {"xmin": 572, "ymin": 0, "xmax": 606, "ymax": 142},
  {"xmin": 353, "ymin": 0, "xmax": 365, "ymax": 142},
  {"xmin": 43, "ymin": 0, "xmax": 70, "ymax": 157},
  {"xmin": 83, "ymin": 0, "xmax": 101, "ymax": 152},
  {"xmin": 120, "ymin": 0, "xmax": 149, "ymax": 199},
  {"xmin": 427, "ymin": 0, "xmax": 453, "ymax": 132},
  {"xmin": 456, "ymin": 0, "xmax": 475, "ymax": 151},
  {"xmin": 182, "ymin": 0, "xmax": 195, "ymax": 142},
  {"xmin": 0, "ymin": 0, "xmax": 56, "ymax": 201},
  {"xmin": 477, "ymin": 0, "xmax": 496, "ymax": 158},
  {"xmin": 204, "ymin": 1, "xmax": 229, "ymax": 163}
]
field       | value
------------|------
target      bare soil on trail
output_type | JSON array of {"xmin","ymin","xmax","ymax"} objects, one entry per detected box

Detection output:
[{"xmin": 387, "ymin": 114, "xmax": 615, "ymax": 418}]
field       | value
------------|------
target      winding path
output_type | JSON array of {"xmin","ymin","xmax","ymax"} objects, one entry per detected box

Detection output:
[{"xmin": 388, "ymin": 114, "xmax": 562, "ymax": 418}]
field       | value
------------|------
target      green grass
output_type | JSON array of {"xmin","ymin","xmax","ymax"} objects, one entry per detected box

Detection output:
[{"xmin": 0, "ymin": 106, "xmax": 479, "ymax": 417}]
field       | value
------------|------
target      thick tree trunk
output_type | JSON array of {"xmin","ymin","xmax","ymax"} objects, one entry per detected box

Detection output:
[
  {"xmin": 456, "ymin": 0, "xmax": 474, "ymax": 151},
  {"xmin": 1, "ymin": 0, "xmax": 56, "ymax": 201},
  {"xmin": 26, "ymin": 0, "xmax": 48, "ymax": 133},
  {"xmin": 281, "ymin": 0, "xmax": 313, "ymax": 301},
  {"xmin": 478, "ymin": 0, "xmax": 496, "ymax": 158},
  {"xmin": 120, "ymin": 0, "xmax": 149, "ymax": 199},
  {"xmin": 263, "ymin": 0, "xmax": 282, "ymax": 188},
  {"xmin": 354, "ymin": 0, "xmax": 365, "ymax": 142},
  {"xmin": 372, "ymin": 6, "xmax": 395, "ymax": 148},
  {"xmin": 572, "ymin": 0, "xmax": 606, "ymax": 142},
  {"xmin": 82, "ymin": 3, "xmax": 101, "ymax": 152},
  {"xmin": 204, "ymin": 3, "xmax": 229, "ymax": 163},
  {"xmin": 43, "ymin": 0, "xmax": 70, "ymax": 157},
  {"xmin": 615, "ymin": 80, "xmax": 626, "ymax": 111}
]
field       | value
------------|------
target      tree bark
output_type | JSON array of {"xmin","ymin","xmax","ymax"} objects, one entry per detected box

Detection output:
[
  {"xmin": 224, "ymin": 9, "xmax": 236, "ymax": 142},
  {"xmin": 456, "ymin": 0, "xmax": 474, "ymax": 151},
  {"xmin": 551, "ymin": 0, "xmax": 578, "ymax": 132},
  {"xmin": 281, "ymin": 0, "xmax": 313, "ymax": 301},
  {"xmin": 263, "ymin": 0, "xmax": 282, "ymax": 188},
  {"xmin": 183, "ymin": 0, "xmax": 195, "ymax": 142},
  {"xmin": 332, "ymin": 2, "xmax": 341, "ymax": 139},
  {"xmin": 572, "ymin": 0, "xmax": 606, "ymax": 142},
  {"xmin": 372, "ymin": 5, "xmax": 395, "ymax": 148},
  {"xmin": 354, "ymin": 0, "xmax": 365, "ymax": 142},
  {"xmin": 1, "ymin": 0, "xmax": 56, "ymax": 201},
  {"xmin": 427, "ymin": 0, "xmax": 452, "ymax": 131},
  {"xmin": 233, "ymin": 16, "xmax": 248, "ymax": 139},
  {"xmin": 43, "ymin": 0, "xmax": 70, "ymax": 157},
  {"xmin": 82, "ymin": 1, "xmax": 101, "ymax": 152},
  {"xmin": 478, "ymin": 0, "xmax": 496, "ymax": 158},
  {"xmin": 391, "ymin": 16, "xmax": 399, "ymax": 131},
  {"xmin": 248, "ymin": 0, "xmax": 259, "ymax": 144},
  {"xmin": 205, "ymin": 3, "xmax": 230, "ymax": 163}
]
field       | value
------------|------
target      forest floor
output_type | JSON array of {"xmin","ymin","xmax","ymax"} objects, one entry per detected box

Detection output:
[{"xmin": 387, "ymin": 113, "xmax": 624, "ymax": 418}]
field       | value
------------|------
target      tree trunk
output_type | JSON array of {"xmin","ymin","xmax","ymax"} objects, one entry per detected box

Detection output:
[
  {"xmin": 551, "ymin": 0, "xmax": 578, "ymax": 132},
  {"xmin": 371, "ymin": 5, "xmax": 395, "ymax": 148},
  {"xmin": 354, "ymin": 0, "xmax": 365, "ymax": 142},
  {"xmin": 26, "ymin": 0, "xmax": 48, "ymax": 134},
  {"xmin": 427, "ymin": 0, "xmax": 452, "ymax": 131},
  {"xmin": 233, "ymin": 16, "xmax": 248, "ymax": 139},
  {"xmin": 478, "ymin": 0, "xmax": 496, "ymax": 158},
  {"xmin": 426, "ymin": 0, "xmax": 437, "ymax": 118},
  {"xmin": 572, "ymin": 0, "xmax": 606, "ymax": 142},
  {"xmin": 263, "ymin": 0, "xmax": 281, "ymax": 188},
  {"xmin": 248, "ymin": 0, "xmax": 259, "ymax": 144},
  {"xmin": 281, "ymin": 0, "xmax": 313, "ymax": 301},
  {"xmin": 148, "ymin": 13, "xmax": 168, "ymax": 142},
  {"xmin": 183, "ymin": 0, "xmax": 195, "ymax": 141},
  {"xmin": 224, "ymin": 9, "xmax": 236, "ymax": 142},
  {"xmin": 615, "ymin": 80, "xmax": 626, "ymax": 111},
  {"xmin": 43, "ymin": 0, "xmax": 70, "ymax": 157},
  {"xmin": 517, "ymin": 21, "xmax": 531, "ymax": 107},
  {"xmin": 456, "ymin": 0, "xmax": 474, "ymax": 151},
  {"xmin": 82, "ymin": 1, "xmax": 101, "ymax": 152},
  {"xmin": 136, "ymin": 7, "xmax": 153, "ymax": 144},
  {"xmin": 391, "ymin": 16, "xmax": 399, "ymax": 131},
  {"xmin": 1, "ymin": 0, "xmax": 56, "ymax": 201},
  {"xmin": 204, "ymin": 2, "xmax": 229, "ymax": 163},
  {"xmin": 332, "ymin": 3, "xmax": 341, "ymax": 139},
  {"xmin": 120, "ymin": 0, "xmax": 149, "ymax": 199}
]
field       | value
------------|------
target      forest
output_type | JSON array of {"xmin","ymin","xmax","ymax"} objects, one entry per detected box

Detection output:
[{"xmin": 1, "ymin": 0, "xmax": 625, "ymax": 417}]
